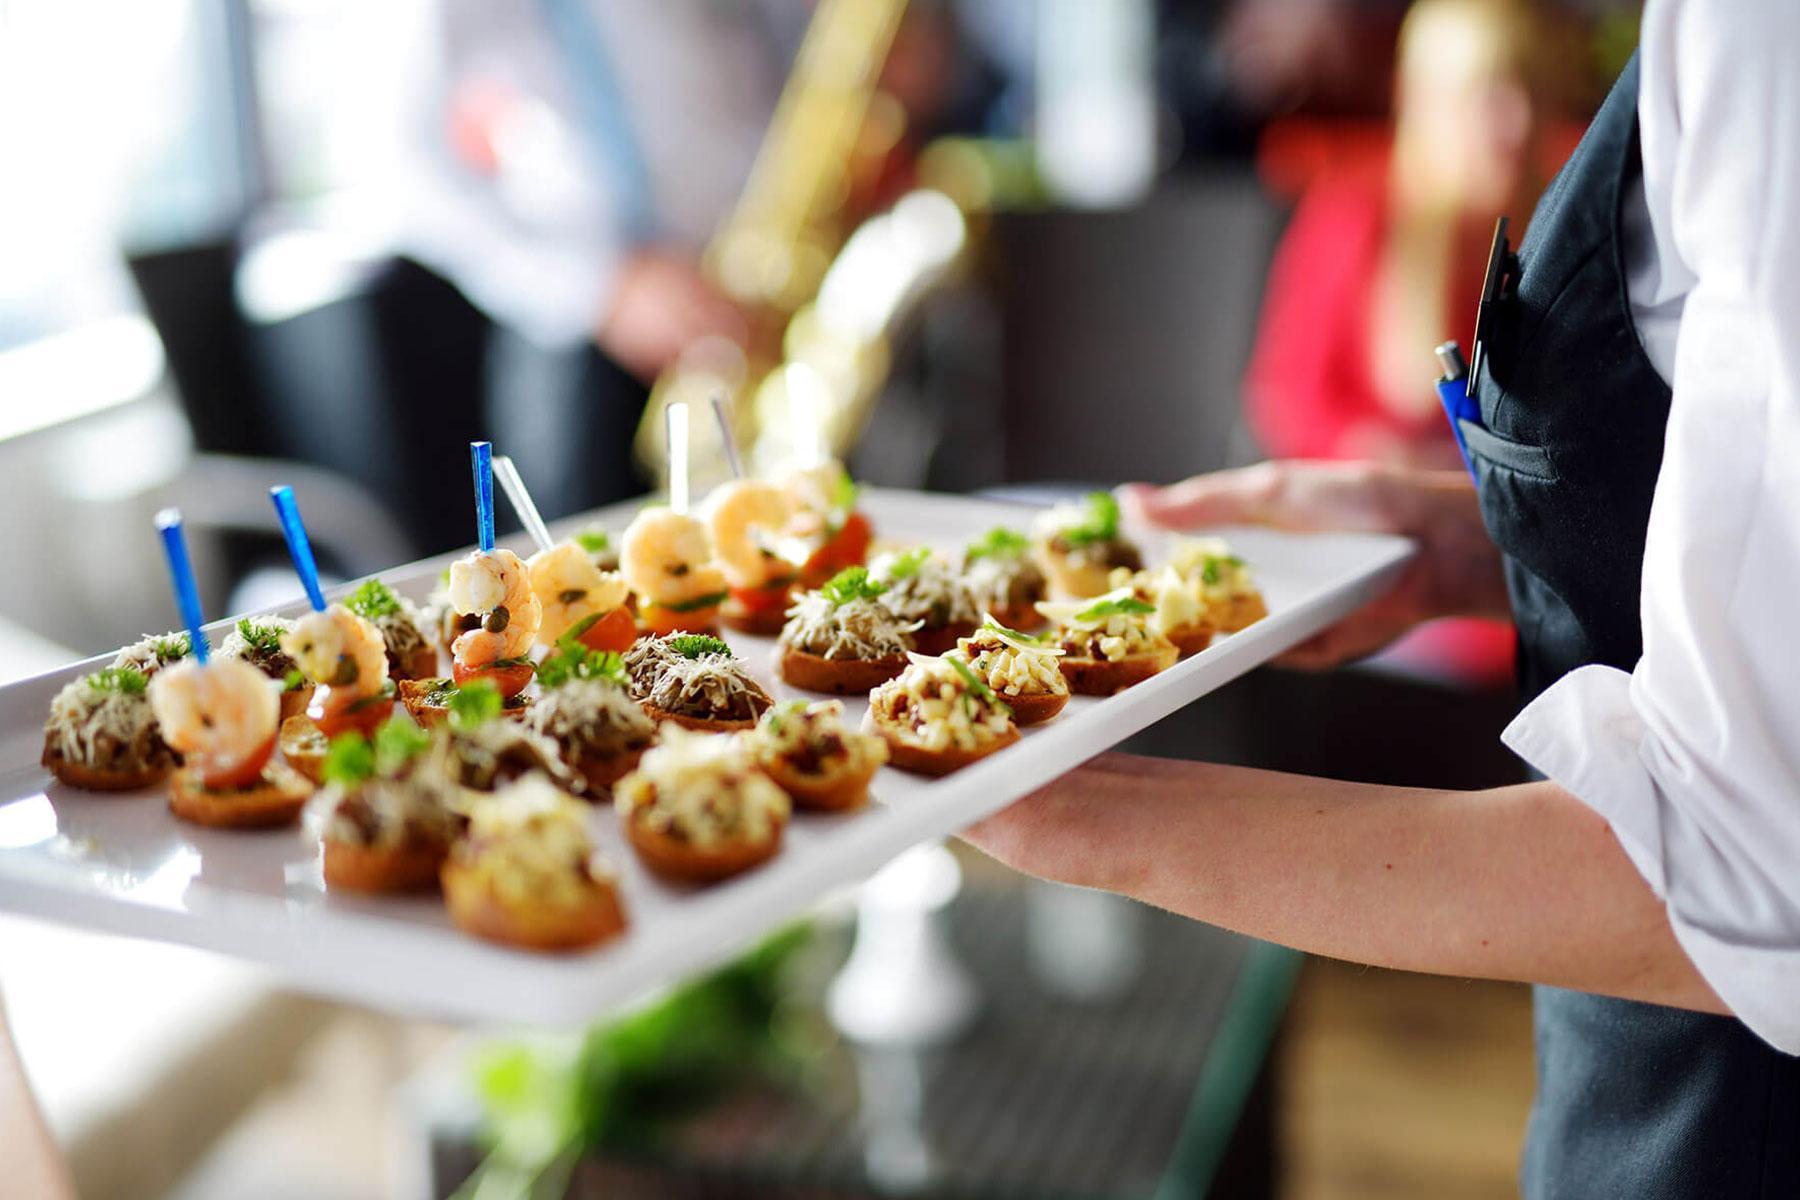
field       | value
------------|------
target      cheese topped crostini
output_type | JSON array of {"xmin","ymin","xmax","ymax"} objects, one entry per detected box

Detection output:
[
  {"xmin": 955, "ymin": 618, "xmax": 1070, "ymax": 726},
  {"xmin": 745, "ymin": 699, "xmax": 888, "ymax": 811},
  {"xmin": 623, "ymin": 633, "xmax": 772, "ymax": 732},
  {"xmin": 309, "ymin": 717, "xmax": 460, "ymax": 893},
  {"xmin": 42, "ymin": 666, "xmax": 178, "ymax": 791},
  {"xmin": 960, "ymin": 526, "xmax": 1048, "ymax": 631},
  {"xmin": 523, "ymin": 645, "xmax": 656, "ymax": 795},
  {"xmin": 442, "ymin": 773, "xmax": 628, "ymax": 952},
  {"xmin": 614, "ymin": 726, "xmax": 790, "ymax": 883},
  {"xmin": 1039, "ymin": 588, "xmax": 1179, "ymax": 695},
  {"xmin": 1032, "ymin": 491, "xmax": 1144, "ymax": 600},
  {"xmin": 1108, "ymin": 564, "xmax": 1216, "ymax": 658},
  {"xmin": 344, "ymin": 578, "xmax": 440, "ymax": 681},
  {"xmin": 872, "ymin": 547, "xmax": 981, "ymax": 656},
  {"xmin": 776, "ymin": 566, "xmax": 916, "ymax": 694},
  {"xmin": 150, "ymin": 657, "xmax": 312, "ymax": 828},
  {"xmin": 866, "ymin": 653, "xmax": 1020, "ymax": 776},
  {"xmin": 1166, "ymin": 537, "xmax": 1268, "ymax": 633},
  {"xmin": 218, "ymin": 616, "xmax": 314, "ymax": 722}
]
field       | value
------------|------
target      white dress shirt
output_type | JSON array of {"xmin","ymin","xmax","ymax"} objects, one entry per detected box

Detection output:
[{"xmin": 1502, "ymin": 0, "xmax": 1800, "ymax": 1053}]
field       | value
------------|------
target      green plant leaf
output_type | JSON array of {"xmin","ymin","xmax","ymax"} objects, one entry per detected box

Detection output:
[
  {"xmin": 1060, "ymin": 490, "xmax": 1121, "ymax": 548},
  {"xmin": 965, "ymin": 526, "xmax": 1029, "ymax": 562},
  {"xmin": 820, "ymin": 565, "xmax": 886, "ymax": 607},
  {"xmin": 235, "ymin": 618, "xmax": 285, "ymax": 655},
  {"xmin": 1075, "ymin": 593, "xmax": 1156, "ymax": 622},
  {"xmin": 87, "ymin": 666, "xmax": 148, "ymax": 696},
  {"xmin": 448, "ymin": 678, "xmax": 505, "ymax": 730},
  {"xmin": 881, "ymin": 547, "xmax": 930, "ymax": 581},
  {"xmin": 665, "ymin": 634, "xmax": 731, "ymax": 660},
  {"xmin": 373, "ymin": 717, "xmax": 430, "ymax": 774},
  {"xmin": 322, "ymin": 731, "xmax": 375, "ymax": 786},
  {"xmin": 345, "ymin": 577, "xmax": 403, "ymax": 620},
  {"xmin": 573, "ymin": 529, "xmax": 610, "ymax": 555}
]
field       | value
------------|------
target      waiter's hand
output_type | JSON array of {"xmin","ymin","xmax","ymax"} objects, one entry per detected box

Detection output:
[
  {"xmin": 1119, "ymin": 460, "xmax": 1510, "ymax": 669},
  {"xmin": 597, "ymin": 248, "xmax": 749, "ymax": 381}
]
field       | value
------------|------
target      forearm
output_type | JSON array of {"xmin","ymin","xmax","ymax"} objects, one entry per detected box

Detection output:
[{"xmin": 970, "ymin": 754, "xmax": 1724, "ymax": 1013}]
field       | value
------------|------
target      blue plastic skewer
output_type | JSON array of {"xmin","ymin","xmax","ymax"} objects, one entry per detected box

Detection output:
[
  {"xmin": 471, "ymin": 441, "xmax": 495, "ymax": 552},
  {"xmin": 268, "ymin": 486, "xmax": 328, "ymax": 612},
  {"xmin": 154, "ymin": 508, "xmax": 210, "ymax": 664}
]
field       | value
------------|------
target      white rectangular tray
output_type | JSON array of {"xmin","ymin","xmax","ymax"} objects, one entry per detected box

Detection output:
[{"xmin": 0, "ymin": 489, "xmax": 1409, "ymax": 1026}]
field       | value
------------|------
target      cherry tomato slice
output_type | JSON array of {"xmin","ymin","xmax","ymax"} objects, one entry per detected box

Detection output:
[
  {"xmin": 451, "ymin": 660, "xmax": 535, "ymax": 699},
  {"xmin": 199, "ymin": 733, "xmax": 276, "ymax": 790},
  {"xmin": 728, "ymin": 580, "xmax": 793, "ymax": 615},
  {"xmin": 639, "ymin": 602, "xmax": 719, "ymax": 638},
  {"xmin": 310, "ymin": 687, "xmax": 397, "ymax": 738},
  {"xmin": 574, "ymin": 606, "xmax": 638, "ymax": 653}
]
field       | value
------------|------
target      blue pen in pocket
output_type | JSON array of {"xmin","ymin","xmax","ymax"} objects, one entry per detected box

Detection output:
[{"xmin": 1435, "ymin": 339, "xmax": 1479, "ymax": 482}]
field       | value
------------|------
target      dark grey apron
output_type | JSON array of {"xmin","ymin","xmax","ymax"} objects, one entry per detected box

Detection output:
[{"xmin": 1468, "ymin": 54, "xmax": 1800, "ymax": 1197}]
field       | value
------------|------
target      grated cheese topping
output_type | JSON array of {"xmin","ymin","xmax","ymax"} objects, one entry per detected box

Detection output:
[
  {"xmin": 1166, "ymin": 537, "xmax": 1260, "ymax": 603},
  {"xmin": 454, "ymin": 772, "xmax": 616, "ymax": 906},
  {"xmin": 777, "ymin": 593, "xmax": 914, "ymax": 661},
  {"xmin": 524, "ymin": 676, "xmax": 655, "ymax": 760},
  {"xmin": 747, "ymin": 699, "xmax": 887, "ymax": 777},
  {"xmin": 956, "ymin": 626, "xmax": 1067, "ymax": 698},
  {"xmin": 624, "ymin": 636, "xmax": 771, "ymax": 723},
  {"xmin": 44, "ymin": 673, "xmax": 172, "ymax": 773},
  {"xmin": 961, "ymin": 553, "xmax": 1046, "ymax": 615},
  {"xmin": 308, "ymin": 770, "xmax": 461, "ymax": 851},
  {"xmin": 868, "ymin": 656, "xmax": 1014, "ymax": 752},
  {"xmin": 614, "ymin": 726, "xmax": 789, "ymax": 848},
  {"xmin": 872, "ymin": 551, "xmax": 980, "ymax": 629}
]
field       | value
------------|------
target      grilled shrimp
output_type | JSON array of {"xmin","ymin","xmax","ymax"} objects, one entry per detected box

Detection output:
[
  {"xmin": 620, "ymin": 507, "xmax": 727, "ymax": 608},
  {"xmin": 149, "ymin": 657, "xmax": 278, "ymax": 782},
  {"xmin": 527, "ymin": 541, "xmax": 629, "ymax": 646},
  {"xmin": 704, "ymin": 479, "xmax": 795, "ymax": 588},
  {"xmin": 283, "ymin": 604, "xmax": 392, "ymax": 696},
  {"xmin": 448, "ymin": 547, "xmax": 541, "ymax": 666}
]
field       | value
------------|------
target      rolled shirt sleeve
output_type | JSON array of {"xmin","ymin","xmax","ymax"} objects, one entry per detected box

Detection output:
[{"xmin": 1502, "ymin": 0, "xmax": 1800, "ymax": 1053}]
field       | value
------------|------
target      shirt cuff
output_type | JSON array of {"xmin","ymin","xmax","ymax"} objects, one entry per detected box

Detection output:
[{"xmin": 1503, "ymin": 665, "xmax": 1800, "ymax": 1055}]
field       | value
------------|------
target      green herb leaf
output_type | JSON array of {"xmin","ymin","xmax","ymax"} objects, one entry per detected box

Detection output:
[
  {"xmin": 1074, "ymin": 593, "xmax": 1156, "ymax": 622},
  {"xmin": 945, "ymin": 652, "xmax": 1010, "ymax": 717},
  {"xmin": 820, "ymin": 565, "xmax": 887, "ymax": 607},
  {"xmin": 281, "ymin": 668, "xmax": 307, "ymax": 693},
  {"xmin": 447, "ymin": 678, "xmax": 505, "ymax": 730},
  {"xmin": 882, "ymin": 547, "xmax": 930, "ymax": 582},
  {"xmin": 965, "ymin": 526, "xmax": 1030, "ymax": 562},
  {"xmin": 372, "ymin": 717, "xmax": 430, "ymax": 775},
  {"xmin": 87, "ymin": 666, "xmax": 148, "ymax": 696},
  {"xmin": 666, "ymin": 634, "xmax": 731, "ymax": 660},
  {"xmin": 574, "ymin": 529, "xmax": 611, "ymax": 555},
  {"xmin": 150, "ymin": 634, "xmax": 191, "ymax": 662},
  {"xmin": 1060, "ymin": 491, "xmax": 1121, "ymax": 549},
  {"xmin": 235, "ymin": 618, "xmax": 285, "ymax": 655},
  {"xmin": 661, "ymin": 590, "xmax": 729, "ymax": 614},
  {"xmin": 830, "ymin": 469, "xmax": 859, "ymax": 513},
  {"xmin": 322, "ymin": 732, "xmax": 375, "ymax": 787},
  {"xmin": 981, "ymin": 616, "xmax": 1048, "ymax": 644},
  {"xmin": 346, "ymin": 578, "xmax": 402, "ymax": 620},
  {"xmin": 537, "ymin": 643, "xmax": 627, "ymax": 691}
]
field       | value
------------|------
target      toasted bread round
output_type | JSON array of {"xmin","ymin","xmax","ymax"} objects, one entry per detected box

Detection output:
[
  {"xmin": 397, "ymin": 680, "xmax": 528, "ymax": 730},
  {"xmin": 640, "ymin": 703, "xmax": 759, "ymax": 734},
  {"xmin": 571, "ymin": 745, "xmax": 647, "ymax": 797},
  {"xmin": 41, "ymin": 743, "xmax": 173, "ymax": 792},
  {"xmin": 776, "ymin": 645, "xmax": 908, "ymax": 694},
  {"xmin": 874, "ymin": 721, "xmax": 1020, "ymax": 776},
  {"xmin": 441, "ymin": 860, "xmax": 627, "ymax": 951},
  {"xmin": 910, "ymin": 622, "xmax": 978, "ymax": 657},
  {"xmin": 761, "ymin": 755, "xmax": 879, "ymax": 811},
  {"xmin": 1214, "ymin": 593, "xmax": 1269, "ymax": 634},
  {"xmin": 624, "ymin": 811, "xmax": 782, "ymax": 883},
  {"xmin": 1059, "ymin": 646, "xmax": 1178, "ymax": 696},
  {"xmin": 168, "ymin": 762, "xmax": 312, "ymax": 829},
  {"xmin": 1043, "ymin": 558, "xmax": 1114, "ymax": 601},
  {"xmin": 278, "ymin": 685, "xmax": 316, "ymax": 725},
  {"xmin": 1000, "ymin": 689, "xmax": 1069, "ymax": 726},
  {"xmin": 721, "ymin": 599, "xmax": 789, "ymax": 637},
  {"xmin": 279, "ymin": 715, "xmax": 330, "ymax": 784},
  {"xmin": 1166, "ymin": 622, "xmax": 1216, "ymax": 658},
  {"xmin": 323, "ymin": 838, "xmax": 447, "ymax": 893}
]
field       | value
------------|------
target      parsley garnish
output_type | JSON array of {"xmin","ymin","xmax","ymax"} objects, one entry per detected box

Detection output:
[
  {"xmin": 820, "ymin": 565, "xmax": 887, "ymax": 607},
  {"xmin": 574, "ymin": 530, "xmax": 610, "ymax": 555},
  {"xmin": 86, "ymin": 667, "xmax": 148, "ymax": 696},
  {"xmin": 235, "ymin": 618, "xmax": 285, "ymax": 655},
  {"xmin": 281, "ymin": 668, "xmax": 307, "ymax": 693},
  {"xmin": 320, "ymin": 717, "xmax": 429, "ymax": 787},
  {"xmin": 882, "ymin": 547, "xmax": 930, "ymax": 582},
  {"xmin": 447, "ymin": 679, "xmax": 504, "ymax": 730},
  {"xmin": 373, "ymin": 717, "xmax": 429, "ymax": 773},
  {"xmin": 346, "ymin": 578, "xmax": 402, "ymax": 620},
  {"xmin": 537, "ymin": 644, "xmax": 626, "ymax": 691},
  {"xmin": 1199, "ymin": 554, "xmax": 1245, "ymax": 586},
  {"xmin": 965, "ymin": 526, "xmax": 1029, "ymax": 562},
  {"xmin": 666, "ymin": 634, "xmax": 731, "ymax": 660},
  {"xmin": 830, "ymin": 469, "xmax": 859, "ymax": 513},
  {"xmin": 1074, "ymin": 593, "xmax": 1156, "ymax": 622},
  {"xmin": 1059, "ymin": 491, "xmax": 1121, "ymax": 549},
  {"xmin": 321, "ymin": 732, "xmax": 375, "ymax": 787},
  {"xmin": 149, "ymin": 634, "xmax": 191, "ymax": 662}
]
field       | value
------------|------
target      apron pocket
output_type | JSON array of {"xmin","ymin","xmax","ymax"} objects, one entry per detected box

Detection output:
[{"xmin": 1460, "ymin": 419, "xmax": 1559, "ymax": 481}]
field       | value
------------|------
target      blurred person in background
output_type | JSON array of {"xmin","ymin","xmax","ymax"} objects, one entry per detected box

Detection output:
[{"xmin": 1240, "ymin": 0, "xmax": 1582, "ymax": 684}]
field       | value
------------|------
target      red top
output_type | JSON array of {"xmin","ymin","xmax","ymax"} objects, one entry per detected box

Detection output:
[{"xmin": 1244, "ymin": 165, "xmax": 1476, "ymax": 467}]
